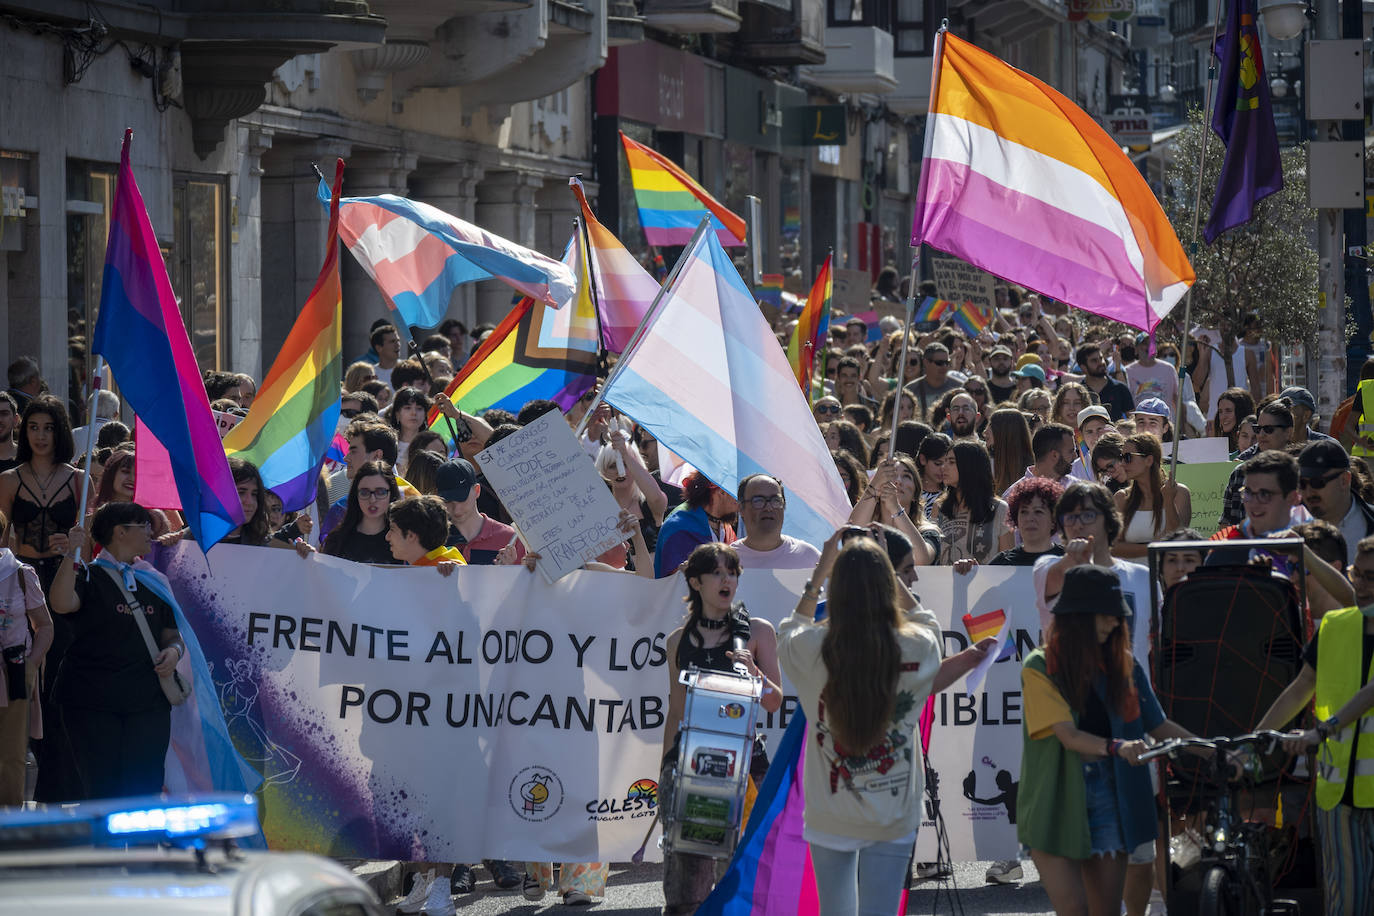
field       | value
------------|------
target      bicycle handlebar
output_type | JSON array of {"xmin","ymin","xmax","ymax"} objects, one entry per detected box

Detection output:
[{"xmin": 1136, "ymin": 729, "xmax": 1291, "ymax": 764}]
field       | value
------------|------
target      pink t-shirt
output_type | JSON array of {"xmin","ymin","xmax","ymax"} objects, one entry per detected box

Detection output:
[
  {"xmin": 732, "ymin": 536, "xmax": 822, "ymax": 571},
  {"xmin": 0, "ymin": 556, "xmax": 45, "ymax": 711}
]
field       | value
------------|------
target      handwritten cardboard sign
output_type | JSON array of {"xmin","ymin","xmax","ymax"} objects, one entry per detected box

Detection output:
[
  {"xmin": 474, "ymin": 409, "xmax": 626, "ymax": 583},
  {"xmin": 930, "ymin": 252, "xmax": 999, "ymax": 311}
]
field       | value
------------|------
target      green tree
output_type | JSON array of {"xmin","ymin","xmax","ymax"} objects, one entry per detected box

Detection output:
[{"xmin": 1161, "ymin": 107, "xmax": 1318, "ymax": 375}]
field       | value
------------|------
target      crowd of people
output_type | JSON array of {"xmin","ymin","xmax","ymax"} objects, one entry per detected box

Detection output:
[{"xmin": 0, "ymin": 282, "xmax": 1373, "ymax": 916}]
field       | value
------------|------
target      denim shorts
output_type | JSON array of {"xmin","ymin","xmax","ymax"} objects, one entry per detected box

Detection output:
[{"xmin": 1082, "ymin": 758, "xmax": 1126, "ymax": 858}]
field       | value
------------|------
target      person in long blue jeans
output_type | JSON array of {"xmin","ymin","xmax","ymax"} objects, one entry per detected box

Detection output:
[{"xmin": 778, "ymin": 529, "xmax": 984, "ymax": 914}]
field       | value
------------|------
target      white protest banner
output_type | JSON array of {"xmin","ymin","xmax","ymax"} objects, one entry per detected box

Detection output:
[
  {"xmin": 165, "ymin": 542, "xmax": 684, "ymax": 862},
  {"xmin": 214, "ymin": 409, "xmax": 243, "ymax": 440},
  {"xmin": 474, "ymin": 409, "xmax": 625, "ymax": 583},
  {"xmin": 929, "ymin": 252, "xmax": 1000, "ymax": 311}
]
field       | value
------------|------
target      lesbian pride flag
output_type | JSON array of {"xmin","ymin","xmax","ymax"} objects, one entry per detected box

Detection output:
[
  {"xmin": 92, "ymin": 130, "xmax": 242, "ymax": 547},
  {"xmin": 913, "ymin": 31, "xmax": 1192, "ymax": 332},
  {"xmin": 621, "ymin": 131, "xmax": 746, "ymax": 248}
]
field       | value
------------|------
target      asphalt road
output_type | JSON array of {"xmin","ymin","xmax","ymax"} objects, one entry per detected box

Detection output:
[{"xmin": 391, "ymin": 860, "xmax": 1055, "ymax": 915}]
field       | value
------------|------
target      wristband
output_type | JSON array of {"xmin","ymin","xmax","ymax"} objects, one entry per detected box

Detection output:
[
  {"xmin": 1107, "ymin": 738, "xmax": 1122, "ymax": 758},
  {"xmin": 1316, "ymin": 716, "xmax": 1340, "ymax": 741},
  {"xmin": 800, "ymin": 580, "xmax": 821, "ymax": 599},
  {"xmin": 892, "ymin": 508, "xmax": 907, "ymax": 520}
]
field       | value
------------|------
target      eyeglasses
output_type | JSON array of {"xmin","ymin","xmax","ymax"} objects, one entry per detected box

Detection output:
[
  {"xmin": 1300, "ymin": 471, "xmax": 1342, "ymax": 490},
  {"xmin": 358, "ymin": 488, "xmax": 391, "ymax": 501},
  {"xmin": 1095, "ymin": 461, "xmax": 1118, "ymax": 475},
  {"xmin": 926, "ymin": 359, "xmax": 950, "ymax": 367},
  {"xmin": 1061, "ymin": 510, "xmax": 1100, "ymax": 526},
  {"xmin": 1255, "ymin": 423, "xmax": 1292, "ymax": 435},
  {"xmin": 815, "ymin": 405, "xmax": 841, "ymax": 415},
  {"xmin": 747, "ymin": 495, "xmax": 785, "ymax": 510},
  {"xmin": 1240, "ymin": 487, "xmax": 1280, "ymax": 504}
]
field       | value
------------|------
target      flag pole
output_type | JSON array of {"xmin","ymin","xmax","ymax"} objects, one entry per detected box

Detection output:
[
  {"xmin": 1168, "ymin": 9, "xmax": 1226, "ymax": 483},
  {"xmin": 72, "ymin": 357, "xmax": 106, "ymax": 565},
  {"xmin": 890, "ymin": 249, "xmax": 921, "ymax": 452},
  {"xmin": 574, "ymin": 216, "xmax": 713, "ymax": 439}
]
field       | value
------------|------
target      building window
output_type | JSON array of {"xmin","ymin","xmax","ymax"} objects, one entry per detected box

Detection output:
[
  {"xmin": 893, "ymin": 0, "xmax": 928, "ymax": 56},
  {"xmin": 168, "ymin": 175, "xmax": 229, "ymax": 372},
  {"xmin": 829, "ymin": 0, "xmax": 863, "ymax": 24},
  {"xmin": 66, "ymin": 160, "xmax": 117, "ymax": 393}
]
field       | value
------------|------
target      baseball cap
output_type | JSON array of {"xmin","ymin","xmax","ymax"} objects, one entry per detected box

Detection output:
[
  {"xmin": 1298, "ymin": 439, "xmax": 1350, "ymax": 477},
  {"xmin": 1132, "ymin": 397, "xmax": 1172, "ymax": 420},
  {"xmin": 1076, "ymin": 405, "xmax": 1111, "ymax": 428},
  {"xmin": 1279, "ymin": 386, "xmax": 1316, "ymax": 413},
  {"xmin": 1015, "ymin": 353, "xmax": 1042, "ymax": 371},
  {"xmin": 1010, "ymin": 364, "xmax": 1046, "ymax": 383},
  {"xmin": 989, "ymin": 345, "xmax": 1013, "ymax": 358},
  {"xmin": 436, "ymin": 458, "xmax": 478, "ymax": 503}
]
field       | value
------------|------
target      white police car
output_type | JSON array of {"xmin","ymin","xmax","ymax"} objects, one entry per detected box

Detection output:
[{"xmin": 0, "ymin": 794, "xmax": 387, "ymax": 915}]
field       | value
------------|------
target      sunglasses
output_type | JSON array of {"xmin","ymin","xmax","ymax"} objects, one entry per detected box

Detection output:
[
  {"xmin": 815, "ymin": 404, "xmax": 842, "ymax": 415},
  {"xmin": 340, "ymin": 407, "xmax": 361, "ymax": 418},
  {"xmin": 1300, "ymin": 470, "xmax": 1342, "ymax": 490},
  {"xmin": 965, "ymin": 387, "xmax": 987, "ymax": 396},
  {"xmin": 1255, "ymin": 423, "xmax": 1292, "ymax": 434},
  {"xmin": 1120, "ymin": 452, "xmax": 1148, "ymax": 463}
]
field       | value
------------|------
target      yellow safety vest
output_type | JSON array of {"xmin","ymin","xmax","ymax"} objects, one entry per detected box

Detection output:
[
  {"xmin": 1353, "ymin": 380, "xmax": 1374, "ymax": 457},
  {"xmin": 1314, "ymin": 606, "xmax": 1374, "ymax": 810}
]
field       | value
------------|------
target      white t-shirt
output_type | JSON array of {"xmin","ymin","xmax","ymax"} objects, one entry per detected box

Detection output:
[
  {"xmin": 1339, "ymin": 498, "xmax": 1367, "ymax": 566},
  {"xmin": 732, "ymin": 535, "xmax": 822, "ymax": 571},
  {"xmin": 1032, "ymin": 555, "xmax": 1153, "ymax": 683},
  {"xmin": 1125, "ymin": 360, "xmax": 1177, "ymax": 408}
]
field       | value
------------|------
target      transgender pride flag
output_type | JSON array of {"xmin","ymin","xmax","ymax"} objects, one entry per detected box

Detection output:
[
  {"xmin": 602, "ymin": 223, "xmax": 850, "ymax": 549},
  {"xmin": 913, "ymin": 31, "xmax": 1193, "ymax": 332},
  {"xmin": 92, "ymin": 130, "xmax": 243, "ymax": 547},
  {"xmin": 326, "ymin": 184, "xmax": 577, "ymax": 329}
]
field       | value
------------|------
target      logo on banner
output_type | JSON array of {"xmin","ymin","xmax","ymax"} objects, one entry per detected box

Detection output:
[
  {"xmin": 586, "ymin": 778, "xmax": 659, "ymax": 821},
  {"xmin": 509, "ymin": 766, "xmax": 564, "ymax": 822}
]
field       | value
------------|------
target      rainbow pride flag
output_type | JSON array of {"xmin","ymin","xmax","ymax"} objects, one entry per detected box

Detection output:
[
  {"xmin": 426, "ymin": 236, "xmax": 598, "ymax": 442},
  {"xmin": 948, "ymin": 300, "xmax": 993, "ymax": 336},
  {"xmin": 786, "ymin": 255, "xmax": 832, "ymax": 398},
  {"xmin": 915, "ymin": 296, "xmax": 952, "ymax": 323},
  {"xmin": 912, "ymin": 31, "xmax": 1193, "ymax": 332},
  {"xmin": 757, "ymin": 273, "xmax": 785, "ymax": 308},
  {"xmin": 620, "ymin": 131, "xmax": 746, "ymax": 248},
  {"xmin": 569, "ymin": 177, "xmax": 663, "ymax": 354},
  {"xmin": 224, "ymin": 159, "xmax": 345, "ymax": 512},
  {"xmin": 91, "ymin": 129, "xmax": 242, "ymax": 547},
  {"xmin": 963, "ymin": 608, "xmax": 1006, "ymax": 643}
]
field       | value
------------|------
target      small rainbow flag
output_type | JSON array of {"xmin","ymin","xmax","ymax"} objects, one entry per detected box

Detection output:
[
  {"xmin": 757, "ymin": 273, "xmax": 785, "ymax": 308},
  {"xmin": 915, "ymin": 296, "xmax": 952, "ymax": 323},
  {"xmin": 224, "ymin": 159, "xmax": 345, "ymax": 512},
  {"xmin": 786, "ymin": 256, "xmax": 832, "ymax": 398},
  {"xmin": 620, "ymin": 131, "xmax": 746, "ymax": 248},
  {"xmin": 964, "ymin": 608, "xmax": 1007, "ymax": 644},
  {"xmin": 948, "ymin": 300, "xmax": 993, "ymax": 336}
]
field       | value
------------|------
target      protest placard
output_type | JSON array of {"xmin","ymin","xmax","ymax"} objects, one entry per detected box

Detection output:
[
  {"xmin": 1176, "ymin": 461, "xmax": 1235, "ymax": 536},
  {"xmin": 831, "ymin": 267, "xmax": 872, "ymax": 310},
  {"xmin": 1176, "ymin": 436, "xmax": 1229, "ymax": 464},
  {"xmin": 214, "ymin": 409, "xmax": 242, "ymax": 440},
  {"xmin": 474, "ymin": 409, "xmax": 626, "ymax": 583},
  {"xmin": 929, "ymin": 251, "xmax": 1000, "ymax": 311}
]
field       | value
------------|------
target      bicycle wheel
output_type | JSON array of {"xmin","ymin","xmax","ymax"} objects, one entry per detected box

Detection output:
[{"xmin": 1199, "ymin": 866, "xmax": 1239, "ymax": 916}]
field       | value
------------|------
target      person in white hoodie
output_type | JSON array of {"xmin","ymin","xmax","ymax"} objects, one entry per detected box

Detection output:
[{"xmin": 777, "ymin": 526, "xmax": 992, "ymax": 915}]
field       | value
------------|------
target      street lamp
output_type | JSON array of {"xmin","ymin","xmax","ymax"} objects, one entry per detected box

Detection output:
[{"xmin": 1258, "ymin": 0, "xmax": 1310, "ymax": 39}]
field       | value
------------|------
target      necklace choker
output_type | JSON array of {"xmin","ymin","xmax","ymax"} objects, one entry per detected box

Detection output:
[{"xmin": 699, "ymin": 615, "xmax": 727, "ymax": 629}]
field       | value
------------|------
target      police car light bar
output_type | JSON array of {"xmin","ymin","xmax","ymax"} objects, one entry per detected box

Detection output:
[{"xmin": 0, "ymin": 793, "xmax": 260, "ymax": 851}]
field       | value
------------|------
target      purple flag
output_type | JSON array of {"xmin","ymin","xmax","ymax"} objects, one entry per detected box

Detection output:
[{"xmin": 1204, "ymin": 0, "xmax": 1283, "ymax": 243}]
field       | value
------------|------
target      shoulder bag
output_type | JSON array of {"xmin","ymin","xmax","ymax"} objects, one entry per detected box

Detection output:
[{"xmin": 101, "ymin": 566, "xmax": 191, "ymax": 706}]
